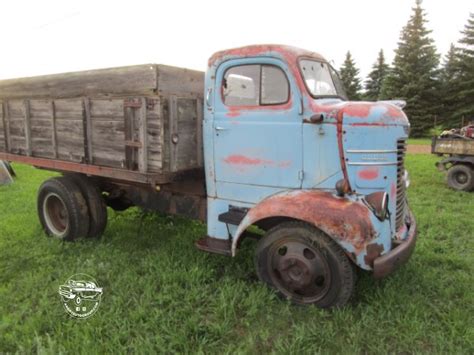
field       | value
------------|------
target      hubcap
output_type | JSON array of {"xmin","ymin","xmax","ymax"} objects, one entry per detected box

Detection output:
[
  {"xmin": 455, "ymin": 172, "xmax": 468, "ymax": 184},
  {"xmin": 268, "ymin": 238, "xmax": 331, "ymax": 302},
  {"xmin": 43, "ymin": 193, "xmax": 69, "ymax": 238}
]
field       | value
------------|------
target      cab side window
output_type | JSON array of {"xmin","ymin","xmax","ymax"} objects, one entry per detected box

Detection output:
[{"xmin": 223, "ymin": 65, "xmax": 289, "ymax": 106}]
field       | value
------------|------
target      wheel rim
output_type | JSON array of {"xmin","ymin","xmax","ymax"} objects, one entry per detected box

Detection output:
[
  {"xmin": 455, "ymin": 171, "xmax": 468, "ymax": 184},
  {"xmin": 267, "ymin": 237, "xmax": 331, "ymax": 303},
  {"xmin": 43, "ymin": 192, "xmax": 69, "ymax": 238}
]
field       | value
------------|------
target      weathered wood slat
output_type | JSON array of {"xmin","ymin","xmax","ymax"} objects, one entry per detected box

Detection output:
[
  {"xmin": 169, "ymin": 95, "xmax": 178, "ymax": 172},
  {"xmin": 23, "ymin": 100, "xmax": 32, "ymax": 156},
  {"xmin": 3, "ymin": 100, "xmax": 12, "ymax": 152},
  {"xmin": 138, "ymin": 97, "xmax": 148, "ymax": 173},
  {"xmin": 83, "ymin": 97, "xmax": 93, "ymax": 163},
  {"xmin": 51, "ymin": 101, "xmax": 58, "ymax": 158},
  {"xmin": 0, "ymin": 65, "xmax": 160, "ymax": 99}
]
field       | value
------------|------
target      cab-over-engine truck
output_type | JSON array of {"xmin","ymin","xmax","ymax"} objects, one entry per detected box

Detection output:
[{"xmin": 0, "ymin": 45, "xmax": 416, "ymax": 308}]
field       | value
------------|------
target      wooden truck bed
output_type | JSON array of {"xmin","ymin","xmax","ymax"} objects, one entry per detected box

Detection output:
[
  {"xmin": 432, "ymin": 137, "xmax": 474, "ymax": 156},
  {"xmin": 0, "ymin": 64, "xmax": 204, "ymax": 185}
]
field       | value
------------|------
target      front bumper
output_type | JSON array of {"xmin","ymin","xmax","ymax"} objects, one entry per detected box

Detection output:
[{"xmin": 373, "ymin": 210, "xmax": 417, "ymax": 279}]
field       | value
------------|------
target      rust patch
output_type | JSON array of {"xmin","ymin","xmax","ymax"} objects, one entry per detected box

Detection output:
[
  {"xmin": 364, "ymin": 243, "xmax": 385, "ymax": 267},
  {"xmin": 223, "ymin": 155, "xmax": 291, "ymax": 169},
  {"xmin": 224, "ymin": 155, "xmax": 269, "ymax": 166},
  {"xmin": 336, "ymin": 110, "xmax": 352, "ymax": 192},
  {"xmin": 246, "ymin": 190, "xmax": 375, "ymax": 253},
  {"xmin": 344, "ymin": 103, "xmax": 372, "ymax": 118},
  {"xmin": 358, "ymin": 167, "xmax": 379, "ymax": 180}
]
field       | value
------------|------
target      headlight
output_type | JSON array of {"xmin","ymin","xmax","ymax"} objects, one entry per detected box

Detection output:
[
  {"xmin": 404, "ymin": 170, "xmax": 410, "ymax": 188},
  {"xmin": 364, "ymin": 191, "xmax": 389, "ymax": 221}
]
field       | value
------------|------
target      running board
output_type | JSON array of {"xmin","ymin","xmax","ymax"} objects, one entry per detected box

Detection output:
[{"xmin": 195, "ymin": 236, "xmax": 231, "ymax": 256}]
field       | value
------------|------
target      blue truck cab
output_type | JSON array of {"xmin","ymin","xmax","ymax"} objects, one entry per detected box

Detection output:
[{"xmin": 197, "ymin": 45, "xmax": 417, "ymax": 307}]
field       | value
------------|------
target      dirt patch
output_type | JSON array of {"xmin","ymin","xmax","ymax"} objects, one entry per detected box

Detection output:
[{"xmin": 407, "ymin": 145, "xmax": 431, "ymax": 154}]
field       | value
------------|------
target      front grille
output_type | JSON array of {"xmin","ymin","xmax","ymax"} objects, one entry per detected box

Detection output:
[{"xmin": 395, "ymin": 139, "xmax": 407, "ymax": 230}]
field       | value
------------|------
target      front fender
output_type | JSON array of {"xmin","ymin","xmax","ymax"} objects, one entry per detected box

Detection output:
[{"xmin": 232, "ymin": 190, "xmax": 378, "ymax": 262}]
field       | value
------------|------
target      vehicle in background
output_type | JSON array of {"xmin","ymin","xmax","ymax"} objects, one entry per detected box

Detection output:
[{"xmin": 432, "ymin": 123, "xmax": 474, "ymax": 191}]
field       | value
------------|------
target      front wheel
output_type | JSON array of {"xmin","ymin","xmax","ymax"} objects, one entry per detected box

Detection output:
[
  {"xmin": 255, "ymin": 222, "xmax": 355, "ymax": 308},
  {"xmin": 447, "ymin": 164, "xmax": 474, "ymax": 191}
]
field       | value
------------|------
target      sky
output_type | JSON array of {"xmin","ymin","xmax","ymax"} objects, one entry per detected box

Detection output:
[{"xmin": 0, "ymin": 0, "xmax": 472, "ymax": 82}]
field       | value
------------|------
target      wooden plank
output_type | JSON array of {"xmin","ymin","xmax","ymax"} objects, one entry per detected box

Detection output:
[
  {"xmin": 169, "ymin": 95, "xmax": 178, "ymax": 172},
  {"xmin": 3, "ymin": 100, "xmax": 11, "ymax": 152},
  {"xmin": 124, "ymin": 104, "xmax": 134, "ymax": 170},
  {"xmin": 23, "ymin": 100, "xmax": 32, "ymax": 156},
  {"xmin": 0, "ymin": 64, "xmax": 160, "ymax": 99},
  {"xmin": 83, "ymin": 97, "xmax": 93, "ymax": 163},
  {"xmin": 0, "ymin": 151, "xmax": 176, "ymax": 185},
  {"xmin": 157, "ymin": 65, "xmax": 204, "ymax": 96},
  {"xmin": 51, "ymin": 101, "xmax": 58, "ymax": 158},
  {"xmin": 0, "ymin": 102, "xmax": 4, "ymax": 151},
  {"xmin": 196, "ymin": 98, "xmax": 203, "ymax": 166},
  {"xmin": 138, "ymin": 97, "xmax": 148, "ymax": 173}
]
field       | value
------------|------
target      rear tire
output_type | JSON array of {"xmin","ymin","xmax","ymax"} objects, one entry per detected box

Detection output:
[
  {"xmin": 37, "ymin": 177, "xmax": 90, "ymax": 241},
  {"xmin": 65, "ymin": 174, "xmax": 108, "ymax": 238},
  {"xmin": 447, "ymin": 164, "xmax": 474, "ymax": 191},
  {"xmin": 255, "ymin": 221, "xmax": 355, "ymax": 308}
]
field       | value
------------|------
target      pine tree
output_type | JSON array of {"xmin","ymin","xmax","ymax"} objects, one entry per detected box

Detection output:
[
  {"xmin": 339, "ymin": 51, "xmax": 362, "ymax": 100},
  {"xmin": 440, "ymin": 44, "xmax": 462, "ymax": 127},
  {"xmin": 365, "ymin": 49, "xmax": 390, "ymax": 101},
  {"xmin": 454, "ymin": 13, "xmax": 474, "ymax": 124},
  {"xmin": 380, "ymin": 0, "xmax": 440, "ymax": 137}
]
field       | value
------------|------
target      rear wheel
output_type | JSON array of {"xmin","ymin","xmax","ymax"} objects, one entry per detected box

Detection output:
[
  {"xmin": 65, "ymin": 174, "xmax": 108, "ymax": 238},
  {"xmin": 255, "ymin": 222, "xmax": 355, "ymax": 308},
  {"xmin": 37, "ymin": 177, "xmax": 90, "ymax": 241},
  {"xmin": 447, "ymin": 164, "xmax": 474, "ymax": 191}
]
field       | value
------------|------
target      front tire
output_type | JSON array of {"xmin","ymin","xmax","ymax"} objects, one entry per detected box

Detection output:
[
  {"xmin": 447, "ymin": 164, "xmax": 474, "ymax": 191},
  {"xmin": 255, "ymin": 222, "xmax": 355, "ymax": 308},
  {"xmin": 37, "ymin": 177, "xmax": 90, "ymax": 241}
]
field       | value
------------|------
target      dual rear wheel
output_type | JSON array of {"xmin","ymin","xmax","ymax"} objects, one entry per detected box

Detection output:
[{"xmin": 37, "ymin": 175, "xmax": 107, "ymax": 241}]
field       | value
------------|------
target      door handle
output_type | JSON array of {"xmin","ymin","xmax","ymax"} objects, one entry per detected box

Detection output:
[{"xmin": 215, "ymin": 126, "xmax": 228, "ymax": 131}]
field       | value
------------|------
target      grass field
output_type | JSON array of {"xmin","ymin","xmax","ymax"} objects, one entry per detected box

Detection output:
[
  {"xmin": 407, "ymin": 138, "xmax": 433, "ymax": 145},
  {"xmin": 0, "ymin": 154, "xmax": 473, "ymax": 353}
]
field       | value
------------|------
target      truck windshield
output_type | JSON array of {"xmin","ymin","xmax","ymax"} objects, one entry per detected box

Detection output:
[{"xmin": 299, "ymin": 59, "xmax": 347, "ymax": 100}]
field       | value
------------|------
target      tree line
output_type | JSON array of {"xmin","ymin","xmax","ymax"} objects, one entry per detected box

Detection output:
[{"xmin": 339, "ymin": 0, "xmax": 474, "ymax": 137}]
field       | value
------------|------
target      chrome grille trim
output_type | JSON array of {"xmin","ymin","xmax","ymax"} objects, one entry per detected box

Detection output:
[{"xmin": 395, "ymin": 139, "xmax": 407, "ymax": 230}]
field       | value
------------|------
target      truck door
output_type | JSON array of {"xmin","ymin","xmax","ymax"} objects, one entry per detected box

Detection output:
[{"xmin": 213, "ymin": 58, "xmax": 303, "ymax": 197}]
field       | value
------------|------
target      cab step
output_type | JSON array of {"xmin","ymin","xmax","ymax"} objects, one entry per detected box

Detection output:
[{"xmin": 218, "ymin": 206, "xmax": 248, "ymax": 225}]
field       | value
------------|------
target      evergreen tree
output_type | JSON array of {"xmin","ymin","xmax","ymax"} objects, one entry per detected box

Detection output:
[
  {"xmin": 339, "ymin": 51, "xmax": 362, "ymax": 100},
  {"xmin": 380, "ymin": 0, "xmax": 440, "ymax": 137},
  {"xmin": 454, "ymin": 13, "xmax": 474, "ymax": 123},
  {"xmin": 365, "ymin": 49, "xmax": 390, "ymax": 101},
  {"xmin": 440, "ymin": 44, "xmax": 462, "ymax": 127}
]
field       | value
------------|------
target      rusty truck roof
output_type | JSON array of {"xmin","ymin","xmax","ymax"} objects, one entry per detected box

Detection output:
[{"xmin": 208, "ymin": 44, "xmax": 326, "ymax": 67}]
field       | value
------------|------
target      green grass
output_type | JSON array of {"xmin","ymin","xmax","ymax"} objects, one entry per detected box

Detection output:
[
  {"xmin": 0, "ymin": 156, "xmax": 473, "ymax": 353},
  {"xmin": 407, "ymin": 138, "xmax": 432, "ymax": 145}
]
